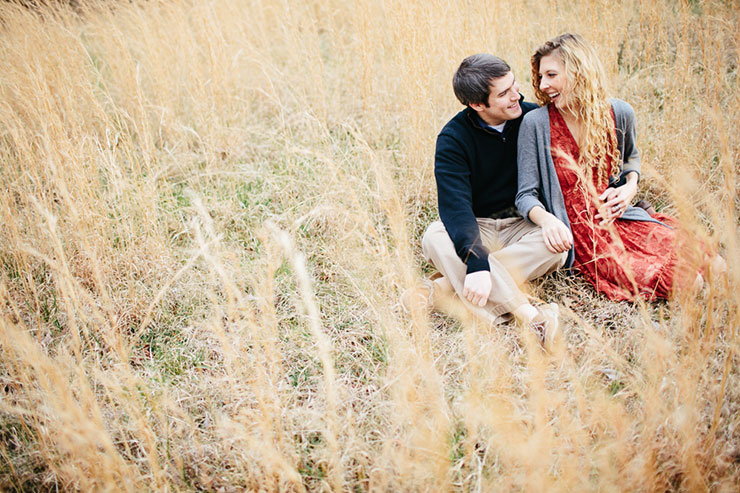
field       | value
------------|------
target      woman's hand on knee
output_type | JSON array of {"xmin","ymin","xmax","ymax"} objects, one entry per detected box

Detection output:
[
  {"xmin": 541, "ymin": 216, "xmax": 573, "ymax": 253},
  {"xmin": 528, "ymin": 206, "xmax": 572, "ymax": 254}
]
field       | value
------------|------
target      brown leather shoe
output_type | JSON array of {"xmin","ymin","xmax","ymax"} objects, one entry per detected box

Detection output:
[
  {"xmin": 529, "ymin": 303, "xmax": 560, "ymax": 352},
  {"xmin": 401, "ymin": 276, "xmax": 455, "ymax": 314},
  {"xmin": 400, "ymin": 280, "xmax": 434, "ymax": 314}
]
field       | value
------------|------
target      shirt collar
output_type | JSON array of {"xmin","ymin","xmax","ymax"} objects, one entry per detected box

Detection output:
[{"xmin": 476, "ymin": 115, "xmax": 506, "ymax": 133}]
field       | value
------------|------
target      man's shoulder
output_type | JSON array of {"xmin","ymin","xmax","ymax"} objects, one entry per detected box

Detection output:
[{"xmin": 438, "ymin": 108, "xmax": 473, "ymax": 137}]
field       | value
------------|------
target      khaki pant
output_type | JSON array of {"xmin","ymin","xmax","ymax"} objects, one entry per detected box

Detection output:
[{"xmin": 421, "ymin": 218, "xmax": 567, "ymax": 319}]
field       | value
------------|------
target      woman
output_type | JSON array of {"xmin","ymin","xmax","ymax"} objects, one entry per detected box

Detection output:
[{"xmin": 515, "ymin": 33, "xmax": 696, "ymax": 301}]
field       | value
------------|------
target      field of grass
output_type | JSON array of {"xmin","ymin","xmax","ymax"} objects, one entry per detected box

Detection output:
[{"xmin": 0, "ymin": 0, "xmax": 738, "ymax": 490}]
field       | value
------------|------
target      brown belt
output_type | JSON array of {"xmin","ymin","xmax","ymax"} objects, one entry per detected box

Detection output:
[{"xmin": 489, "ymin": 206, "xmax": 521, "ymax": 220}]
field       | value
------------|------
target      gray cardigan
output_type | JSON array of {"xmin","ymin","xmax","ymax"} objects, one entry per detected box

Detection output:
[{"xmin": 515, "ymin": 99, "xmax": 666, "ymax": 269}]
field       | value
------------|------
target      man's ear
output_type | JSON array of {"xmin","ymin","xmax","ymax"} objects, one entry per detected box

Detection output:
[{"xmin": 468, "ymin": 102, "xmax": 485, "ymax": 113}]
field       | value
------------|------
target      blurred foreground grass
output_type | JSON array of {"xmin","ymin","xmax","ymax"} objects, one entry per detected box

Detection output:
[{"xmin": 0, "ymin": 0, "xmax": 738, "ymax": 490}]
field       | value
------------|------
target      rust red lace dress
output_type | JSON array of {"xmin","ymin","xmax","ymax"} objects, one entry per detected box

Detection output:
[{"xmin": 548, "ymin": 104, "xmax": 681, "ymax": 301}]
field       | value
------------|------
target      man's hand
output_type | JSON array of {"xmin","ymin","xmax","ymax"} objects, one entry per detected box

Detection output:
[
  {"xmin": 463, "ymin": 271, "xmax": 492, "ymax": 307},
  {"xmin": 596, "ymin": 174, "xmax": 638, "ymax": 225},
  {"xmin": 540, "ymin": 215, "xmax": 573, "ymax": 253}
]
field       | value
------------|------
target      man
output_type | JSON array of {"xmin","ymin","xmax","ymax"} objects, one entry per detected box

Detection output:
[{"xmin": 410, "ymin": 53, "xmax": 567, "ymax": 343}]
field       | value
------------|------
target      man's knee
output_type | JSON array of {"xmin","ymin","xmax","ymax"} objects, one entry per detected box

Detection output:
[
  {"xmin": 526, "ymin": 230, "xmax": 568, "ymax": 272},
  {"xmin": 542, "ymin": 248, "xmax": 568, "ymax": 273},
  {"xmin": 421, "ymin": 221, "xmax": 449, "ymax": 260},
  {"xmin": 555, "ymin": 250, "xmax": 568, "ymax": 269}
]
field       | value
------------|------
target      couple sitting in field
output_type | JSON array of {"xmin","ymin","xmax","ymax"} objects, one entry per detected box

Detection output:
[{"xmin": 408, "ymin": 33, "xmax": 716, "ymax": 348}]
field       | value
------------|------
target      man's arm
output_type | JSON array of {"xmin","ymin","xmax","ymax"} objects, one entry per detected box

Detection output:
[
  {"xmin": 435, "ymin": 133, "xmax": 490, "ymax": 274},
  {"xmin": 435, "ymin": 132, "xmax": 492, "ymax": 306}
]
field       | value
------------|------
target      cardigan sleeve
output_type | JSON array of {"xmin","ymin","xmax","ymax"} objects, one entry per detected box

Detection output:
[
  {"xmin": 515, "ymin": 114, "xmax": 546, "ymax": 220},
  {"xmin": 613, "ymin": 99, "xmax": 641, "ymax": 182}
]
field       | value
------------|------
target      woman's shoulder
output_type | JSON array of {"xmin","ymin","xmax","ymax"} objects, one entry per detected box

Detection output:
[{"xmin": 521, "ymin": 104, "xmax": 551, "ymax": 127}]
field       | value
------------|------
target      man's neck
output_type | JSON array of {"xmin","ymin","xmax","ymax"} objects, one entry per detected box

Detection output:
[{"xmin": 477, "ymin": 114, "xmax": 506, "ymax": 132}]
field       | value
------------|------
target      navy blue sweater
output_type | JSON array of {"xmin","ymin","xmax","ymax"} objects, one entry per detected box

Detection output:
[{"xmin": 434, "ymin": 97, "xmax": 538, "ymax": 274}]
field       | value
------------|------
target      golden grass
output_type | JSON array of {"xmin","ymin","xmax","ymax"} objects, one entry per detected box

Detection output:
[{"xmin": 0, "ymin": 0, "xmax": 738, "ymax": 490}]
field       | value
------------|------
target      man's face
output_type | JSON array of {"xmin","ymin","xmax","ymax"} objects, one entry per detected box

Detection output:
[{"xmin": 470, "ymin": 71, "xmax": 522, "ymax": 126}]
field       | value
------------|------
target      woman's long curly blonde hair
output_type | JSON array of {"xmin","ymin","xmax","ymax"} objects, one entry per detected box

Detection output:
[{"xmin": 531, "ymin": 33, "xmax": 620, "ymax": 186}]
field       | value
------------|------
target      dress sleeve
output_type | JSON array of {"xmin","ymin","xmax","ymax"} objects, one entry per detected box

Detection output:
[
  {"xmin": 435, "ymin": 133, "xmax": 490, "ymax": 274},
  {"xmin": 515, "ymin": 115, "xmax": 546, "ymax": 219}
]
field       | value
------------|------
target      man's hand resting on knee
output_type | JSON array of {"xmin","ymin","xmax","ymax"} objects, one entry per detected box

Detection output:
[{"xmin": 463, "ymin": 271, "xmax": 491, "ymax": 307}]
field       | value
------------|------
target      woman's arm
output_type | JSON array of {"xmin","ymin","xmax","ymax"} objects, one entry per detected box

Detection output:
[
  {"xmin": 597, "ymin": 100, "xmax": 641, "ymax": 224},
  {"xmin": 618, "ymin": 100, "xmax": 641, "ymax": 179},
  {"xmin": 528, "ymin": 205, "xmax": 573, "ymax": 253},
  {"xmin": 515, "ymin": 115, "xmax": 546, "ymax": 218},
  {"xmin": 516, "ymin": 113, "xmax": 573, "ymax": 253},
  {"xmin": 596, "ymin": 171, "xmax": 638, "ymax": 224}
]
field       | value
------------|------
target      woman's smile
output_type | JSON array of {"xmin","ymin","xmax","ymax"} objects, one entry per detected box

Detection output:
[{"xmin": 538, "ymin": 53, "xmax": 567, "ymax": 108}]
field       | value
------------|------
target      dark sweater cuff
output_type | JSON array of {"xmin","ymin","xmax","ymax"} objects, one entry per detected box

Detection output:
[{"xmin": 465, "ymin": 255, "xmax": 490, "ymax": 274}]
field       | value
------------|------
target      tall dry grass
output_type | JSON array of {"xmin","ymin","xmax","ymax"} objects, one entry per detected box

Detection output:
[{"xmin": 0, "ymin": 0, "xmax": 738, "ymax": 490}]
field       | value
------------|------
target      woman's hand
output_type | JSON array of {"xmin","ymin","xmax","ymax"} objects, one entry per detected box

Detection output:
[
  {"xmin": 529, "ymin": 206, "xmax": 573, "ymax": 253},
  {"xmin": 540, "ymin": 215, "xmax": 574, "ymax": 253},
  {"xmin": 596, "ymin": 172, "xmax": 638, "ymax": 225}
]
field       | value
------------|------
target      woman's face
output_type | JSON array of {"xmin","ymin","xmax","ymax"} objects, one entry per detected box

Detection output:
[{"xmin": 538, "ymin": 53, "xmax": 569, "ymax": 109}]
